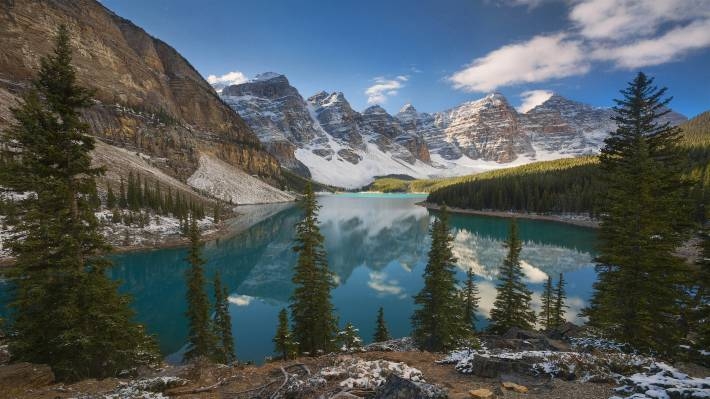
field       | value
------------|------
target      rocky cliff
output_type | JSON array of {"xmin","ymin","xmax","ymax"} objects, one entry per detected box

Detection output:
[
  {"xmin": 221, "ymin": 74, "xmax": 436, "ymax": 187},
  {"xmin": 0, "ymin": 0, "xmax": 282, "ymax": 190}
]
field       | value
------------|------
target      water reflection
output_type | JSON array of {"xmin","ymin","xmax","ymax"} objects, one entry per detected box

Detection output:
[{"xmin": 106, "ymin": 194, "xmax": 597, "ymax": 362}]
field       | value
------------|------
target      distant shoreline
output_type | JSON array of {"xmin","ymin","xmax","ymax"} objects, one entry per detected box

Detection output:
[
  {"xmin": 0, "ymin": 201, "xmax": 296, "ymax": 267},
  {"xmin": 420, "ymin": 202, "xmax": 600, "ymax": 229}
]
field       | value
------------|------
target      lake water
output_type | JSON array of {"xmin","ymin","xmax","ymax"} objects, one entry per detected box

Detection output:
[{"xmin": 106, "ymin": 193, "xmax": 598, "ymax": 363}]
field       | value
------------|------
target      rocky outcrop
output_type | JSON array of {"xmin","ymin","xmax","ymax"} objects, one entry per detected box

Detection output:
[
  {"xmin": 0, "ymin": 0, "xmax": 281, "ymax": 184},
  {"xmin": 429, "ymin": 93, "xmax": 534, "ymax": 163},
  {"xmin": 374, "ymin": 374, "xmax": 447, "ymax": 399}
]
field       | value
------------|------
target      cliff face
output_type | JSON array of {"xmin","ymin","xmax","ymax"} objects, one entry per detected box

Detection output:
[{"xmin": 0, "ymin": 0, "xmax": 281, "ymax": 182}]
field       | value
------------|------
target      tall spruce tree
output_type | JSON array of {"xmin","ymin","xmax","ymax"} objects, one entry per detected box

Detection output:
[
  {"xmin": 539, "ymin": 276, "xmax": 554, "ymax": 331},
  {"xmin": 212, "ymin": 272, "xmax": 236, "ymax": 364},
  {"xmin": 411, "ymin": 206, "xmax": 469, "ymax": 351},
  {"xmin": 273, "ymin": 308, "xmax": 296, "ymax": 360},
  {"xmin": 461, "ymin": 267, "xmax": 481, "ymax": 331},
  {"xmin": 582, "ymin": 72, "xmax": 692, "ymax": 354},
  {"xmin": 184, "ymin": 215, "xmax": 217, "ymax": 361},
  {"xmin": 0, "ymin": 25, "xmax": 157, "ymax": 381},
  {"xmin": 119, "ymin": 176, "xmax": 127, "ymax": 209},
  {"xmin": 373, "ymin": 307, "xmax": 391, "ymax": 342},
  {"xmin": 290, "ymin": 183, "xmax": 338, "ymax": 355},
  {"xmin": 551, "ymin": 273, "xmax": 567, "ymax": 329},
  {"xmin": 106, "ymin": 184, "xmax": 116, "ymax": 209},
  {"xmin": 488, "ymin": 220, "xmax": 536, "ymax": 334}
]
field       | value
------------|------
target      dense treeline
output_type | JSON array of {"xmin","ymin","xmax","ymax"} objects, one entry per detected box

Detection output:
[
  {"xmin": 428, "ymin": 115, "xmax": 710, "ymax": 219},
  {"xmin": 427, "ymin": 157, "xmax": 602, "ymax": 216},
  {"xmin": 104, "ymin": 171, "xmax": 215, "ymax": 229}
]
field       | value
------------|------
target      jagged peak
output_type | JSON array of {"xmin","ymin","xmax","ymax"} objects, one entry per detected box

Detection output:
[
  {"xmin": 250, "ymin": 72, "xmax": 286, "ymax": 82},
  {"xmin": 398, "ymin": 103, "xmax": 417, "ymax": 114},
  {"xmin": 363, "ymin": 104, "xmax": 387, "ymax": 114},
  {"xmin": 323, "ymin": 91, "xmax": 348, "ymax": 105}
]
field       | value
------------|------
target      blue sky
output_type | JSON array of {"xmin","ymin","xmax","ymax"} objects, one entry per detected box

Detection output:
[{"xmin": 99, "ymin": 0, "xmax": 709, "ymax": 117}]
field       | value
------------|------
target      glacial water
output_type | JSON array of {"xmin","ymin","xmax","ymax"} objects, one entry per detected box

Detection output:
[{"xmin": 46, "ymin": 194, "xmax": 603, "ymax": 363}]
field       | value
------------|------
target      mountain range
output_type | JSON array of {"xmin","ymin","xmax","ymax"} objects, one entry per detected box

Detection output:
[{"xmin": 218, "ymin": 73, "xmax": 687, "ymax": 188}]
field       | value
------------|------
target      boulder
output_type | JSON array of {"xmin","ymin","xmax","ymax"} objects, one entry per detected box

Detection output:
[
  {"xmin": 502, "ymin": 327, "xmax": 544, "ymax": 340},
  {"xmin": 0, "ymin": 362, "xmax": 54, "ymax": 396},
  {"xmin": 469, "ymin": 388, "xmax": 494, "ymax": 398},
  {"xmin": 456, "ymin": 354, "xmax": 531, "ymax": 378},
  {"xmin": 545, "ymin": 322, "xmax": 583, "ymax": 339},
  {"xmin": 501, "ymin": 381, "xmax": 529, "ymax": 393},
  {"xmin": 374, "ymin": 374, "xmax": 447, "ymax": 399}
]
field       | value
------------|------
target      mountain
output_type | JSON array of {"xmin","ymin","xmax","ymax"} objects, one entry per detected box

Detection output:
[
  {"xmin": 218, "ymin": 74, "xmax": 688, "ymax": 189},
  {"xmin": 222, "ymin": 73, "xmax": 439, "ymax": 188},
  {"xmin": 0, "ymin": 0, "xmax": 292, "ymax": 204}
]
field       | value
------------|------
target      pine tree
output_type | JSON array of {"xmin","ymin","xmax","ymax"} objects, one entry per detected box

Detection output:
[
  {"xmin": 583, "ymin": 72, "xmax": 692, "ymax": 354},
  {"xmin": 551, "ymin": 273, "xmax": 567, "ymax": 329},
  {"xmin": 106, "ymin": 184, "xmax": 116, "ymax": 209},
  {"xmin": 539, "ymin": 276, "xmax": 554, "ymax": 331},
  {"xmin": 273, "ymin": 308, "xmax": 296, "ymax": 360},
  {"xmin": 290, "ymin": 182, "xmax": 338, "ymax": 355},
  {"xmin": 184, "ymin": 215, "xmax": 217, "ymax": 361},
  {"xmin": 488, "ymin": 220, "xmax": 536, "ymax": 334},
  {"xmin": 411, "ymin": 206, "xmax": 469, "ymax": 351},
  {"xmin": 338, "ymin": 322, "xmax": 363, "ymax": 352},
  {"xmin": 0, "ymin": 25, "xmax": 157, "ymax": 381},
  {"xmin": 212, "ymin": 272, "xmax": 236, "ymax": 364},
  {"xmin": 373, "ymin": 307, "xmax": 391, "ymax": 342},
  {"xmin": 461, "ymin": 267, "xmax": 480, "ymax": 331},
  {"xmin": 119, "ymin": 176, "xmax": 127, "ymax": 209}
]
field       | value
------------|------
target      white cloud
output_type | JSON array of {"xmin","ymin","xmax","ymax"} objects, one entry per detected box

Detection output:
[
  {"xmin": 569, "ymin": 0, "xmax": 709, "ymax": 40},
  {"xmin": 206, "ymin": 71, "xmax": 248, "ymax": 90},
  {"xmin": 517, "ymin": 90, "xmax": 554, "ymax": 113},
  {"xmin": 449, "ymin": 34, "xmax": 589, "ymax": 92},
  {"xmin": 591, "ymin": 18, "xmax": 710, "ymax": 68},
  {"xmin": 367, "ymin": 271, "xmax": 406, "ymax": 298},
  {"xmin": 520, "ymin": 260, "xmax": 549, "ymax": 283},
  {"xmin": 451, "ymin": 0, "xmax": 710, "ymax": 92},
  {"xmin": 227, "ymin": 294, "xmax": 253, "ymax": 306},
  {"xmin": 365, "ymin": 75, "xmax": 408, "ymax": 104}
]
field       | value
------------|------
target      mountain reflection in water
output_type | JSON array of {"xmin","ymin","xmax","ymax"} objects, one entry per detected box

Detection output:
[{"xmin": 108, "ymin": 194, "xmax": 597, "ymax": 363}]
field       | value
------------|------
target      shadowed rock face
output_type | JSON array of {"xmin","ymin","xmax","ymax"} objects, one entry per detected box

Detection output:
[{"xmin": 0, "ymin": 0, "xmax": 281, "ymax": 183}]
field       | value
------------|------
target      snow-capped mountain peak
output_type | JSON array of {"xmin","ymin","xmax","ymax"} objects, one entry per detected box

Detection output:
[
  {"xmin": 214, "ymin": 72, "xmax": 687, "ymax": 188},
  {"xmin": 250, "ymin": 72, "xmax": 284, "ymax": 82}
]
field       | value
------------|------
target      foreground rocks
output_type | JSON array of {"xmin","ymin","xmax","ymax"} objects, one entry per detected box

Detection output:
[
  {"xmin": 374, "ymin": 374, "xmax": 447, "ymax": 399},
  {"xmin": 0, "ymin": 332, "xmax": 707, "ymax": 399}
]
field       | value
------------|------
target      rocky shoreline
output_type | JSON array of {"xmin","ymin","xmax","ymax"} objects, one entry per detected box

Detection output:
[
  {"xmin": 420, "ymin": 202, "xmax": 600, "ymax": 229},
  {"xmin": 0, "ymin": 201, "xmax": 296, "ymax": 267}
]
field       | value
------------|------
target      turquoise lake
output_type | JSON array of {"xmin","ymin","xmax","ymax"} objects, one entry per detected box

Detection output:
[{"xmin": 105, "ymin": 193, "xmax": 598, "ymax": 363}]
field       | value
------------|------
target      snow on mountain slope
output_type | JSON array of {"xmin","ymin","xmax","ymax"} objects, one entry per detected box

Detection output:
[
  {"xmin": 215, "ymin": 72, "xmax": 687, "ymax": 188},
  {"xmin": 187, "ymin": 154, "xmax": 295, "ymax": 204}
]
